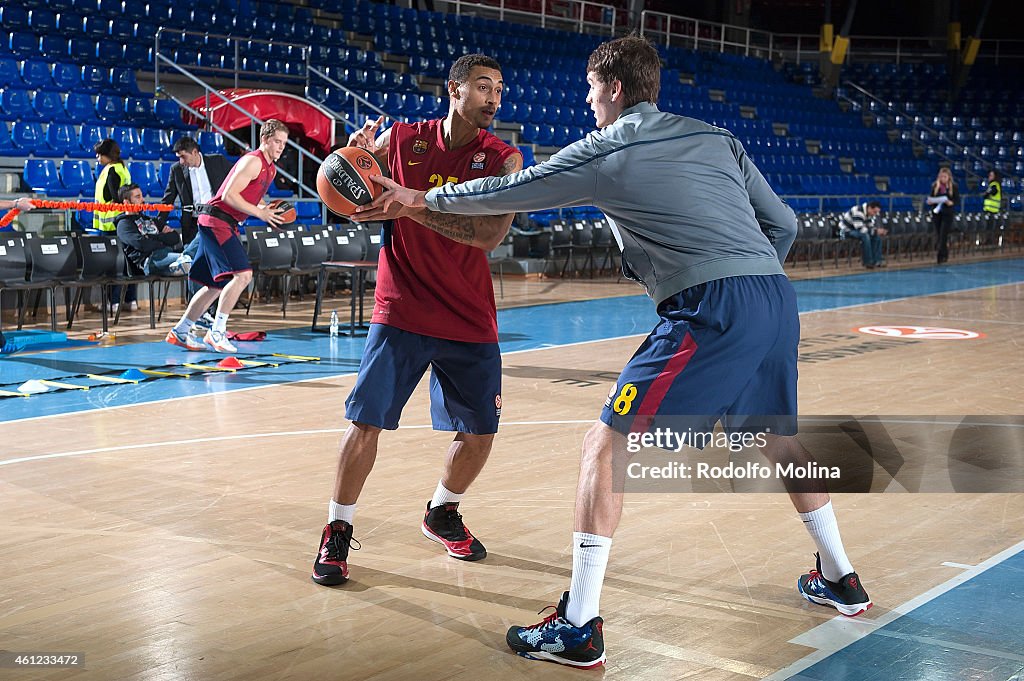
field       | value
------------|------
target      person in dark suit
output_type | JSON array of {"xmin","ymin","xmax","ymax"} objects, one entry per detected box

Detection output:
[{"xmin": 157, "ymin": 136, "xmax": 232, "ymax": 245}]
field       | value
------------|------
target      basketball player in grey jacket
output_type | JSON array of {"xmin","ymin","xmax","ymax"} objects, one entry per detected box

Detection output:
[{"xmin": 355, "ymin": 33, "xmax": 870, "ymax": 669}]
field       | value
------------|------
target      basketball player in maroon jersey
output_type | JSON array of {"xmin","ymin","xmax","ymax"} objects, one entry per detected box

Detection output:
[
  {"xmin": 311, "ymin": 54, "xmax": 523, "ymax": 585},
  {"xmin": 165, "ymin": 119, "xmax": 289, "ymax": 353}
]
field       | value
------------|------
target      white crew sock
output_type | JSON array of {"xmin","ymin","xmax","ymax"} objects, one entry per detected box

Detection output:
[
  {"xmin": 328, "ymin": 499, "xmax": 356, "ymax": 525},
  {"xmin": 798, "ymin": 501, "xmax": 855, "ymax": 582},
  {"xmin": 566, "ymin": 532, "xmax": 612, "ymax": 627},
  {"xmin": 213, "ymin": 312, "xmax": 229, "ymax": 334},
  {"xmin": 172, "ymin": 315, "xmax": 194, "ymax": 335},
  {"xmin": 430, "ymin": 481, "xmax": 463, "ymax": 509}
]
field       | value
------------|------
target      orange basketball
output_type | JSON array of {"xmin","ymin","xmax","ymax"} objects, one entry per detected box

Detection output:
[
  {"xmin": 316, "ymin": 147, "xmax": 383, "ymax": 217},
  {"xmin": 267, "ymin": 199, "xmax": 296, "ymax": 224}
]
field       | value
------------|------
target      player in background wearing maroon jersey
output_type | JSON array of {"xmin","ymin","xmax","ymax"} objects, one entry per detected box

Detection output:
[{"xmin": 311, "ymin": 54, "xmax": 523, "ymax": 586}]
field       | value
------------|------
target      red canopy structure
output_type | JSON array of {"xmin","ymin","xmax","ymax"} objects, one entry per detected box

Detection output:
[{"xmin": 185, "ymin": 89, "xmax": 336, "ymax": 155}]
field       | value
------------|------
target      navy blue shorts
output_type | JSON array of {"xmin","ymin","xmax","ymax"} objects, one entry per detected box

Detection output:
[
  {"xmin": 188, "ymin": 218, "xmax": 251, "ymax": 290},
  {"xmin": 345, "ymin": 324, "xmax": 502, "ymax": 434},
  {"xmin": 600, "ymin": 274, "xmax": 799, "ymax": 441}
]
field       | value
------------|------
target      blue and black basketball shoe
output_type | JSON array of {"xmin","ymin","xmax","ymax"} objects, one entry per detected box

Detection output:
[
  {"xmin": 798, "ymin": 553, "xmax": 872, "ymax": 617},
  {"xmin": 506, "ymin": 591, "xmax": 605, "ymax": 669}
]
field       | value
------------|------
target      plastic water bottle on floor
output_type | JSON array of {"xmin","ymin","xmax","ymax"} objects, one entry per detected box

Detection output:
[{"xmin": 329, "ymin": 310, "xmax": 339, "ymax": 337}]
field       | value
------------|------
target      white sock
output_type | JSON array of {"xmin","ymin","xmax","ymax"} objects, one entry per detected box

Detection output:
[
  {"xmin": 213, "ymin": 312, "xmax": 229, "ymax": 334},
  {"xmin": 798, "ymin": 501, "xmax": 855, "ymax": 582},
  {"xmin": 566, "ymin": 532, "xmax": 612, "ymax": 627},
  {"xmin": 430, "ymin": 481, "xmax": 463, "ymax": 509},
  {"xmin": 328, "ymin": 499, "xmax": 356, "ymax": 525},
  {"xmin": 172, "ymin": 316, "xmax": 194, "ymax": 335}
]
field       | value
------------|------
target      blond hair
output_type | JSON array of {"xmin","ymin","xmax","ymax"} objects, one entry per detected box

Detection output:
[{"xmin": 260, "ymin": 119, "xmax": 289, "ymax": 140}]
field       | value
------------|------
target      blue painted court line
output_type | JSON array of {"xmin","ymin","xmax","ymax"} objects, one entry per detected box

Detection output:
[
  {"xmin": 787, "ymin": 548, "xmax": 1024, "ymax": 681},
  {"xmin": 1, "ymin": 258, "xmax": 1022, "ymax": 423}
]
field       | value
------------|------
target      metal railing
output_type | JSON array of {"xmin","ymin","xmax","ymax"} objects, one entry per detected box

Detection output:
[
  {"xmin": 153, "ymin": 51, "xmax": 322, "ymax": 200},
  {"xmin": 305, "ymin": 64, "xmax": 390, "ymax": 131},
  {"xmin": 447, "ymin": 0, "xmax": 617, "ymax": 36},
  {"xmin": 768, "ymin": 33, "xmax": 1024, "ymax": 65},
  {"xmin": 636, "ymin": 12, "xmax": 1024, "ymax": 66},
  {"xmin": 640, "ymin": 10, "xmax": 774, "ymax": 59},
  {"xmin": 837, "ymin": 80, "xmax": 1021, "ymax": 189},
  {"xmin": 154, "ymin": 28, "xmax": 397, "ymax": 141}
]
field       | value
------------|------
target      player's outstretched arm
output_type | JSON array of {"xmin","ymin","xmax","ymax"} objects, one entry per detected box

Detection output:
[{"xmin": 356, "ymin": 154, "xmax": 524, "ymax": 251}]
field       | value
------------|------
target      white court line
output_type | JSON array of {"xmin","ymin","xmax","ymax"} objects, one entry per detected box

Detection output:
[
  {"xmin": 0, "ymin": 420, "xmax": 594, "ymax": 467},
  {"xmin": 798, "ymin": 278, "xmax": 1024, "ymax": 316},
  {"xmin": 941, "ymin": 561, "xmax": 976, "ymax": 570},
  {"xmin": 1, "ymin": 333, "xmax": 649, "ymax": 427},
  {"xmin": 5, "ymin": 277, "xmax": 1022, "ymax": 427},
  {"xmin": 764, "ymin": 538, "xmax": 1024, "ymax": 680}
]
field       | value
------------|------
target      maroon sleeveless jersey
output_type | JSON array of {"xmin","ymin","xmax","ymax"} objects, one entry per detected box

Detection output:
[{"xmin": 371, "ymin": 120, "xmax": 519, "ymax": 343}]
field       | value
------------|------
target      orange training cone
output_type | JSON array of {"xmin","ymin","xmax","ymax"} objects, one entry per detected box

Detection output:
[{"xmin": 217, "ymin": 357, "xmax": 245, "ymax": 370}]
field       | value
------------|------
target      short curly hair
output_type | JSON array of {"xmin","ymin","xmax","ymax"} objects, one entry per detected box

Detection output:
[
  {"xmin": 260, "ymin": 119, "xmax": 289, "ymax": 140},
  {"xmin": 449, "ymin": 53, "xmax": 502, "ymax": 85}
]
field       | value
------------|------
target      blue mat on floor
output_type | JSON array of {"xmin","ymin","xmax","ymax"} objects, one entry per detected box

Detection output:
[{"xmin": 1, "ymin": 331, "xmax": 97, "ymax": 355}]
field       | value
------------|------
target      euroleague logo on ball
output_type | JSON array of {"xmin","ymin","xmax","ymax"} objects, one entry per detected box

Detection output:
[{"xmin": 356, "ymin": 155, "xmax": 373, "ymax": 170}]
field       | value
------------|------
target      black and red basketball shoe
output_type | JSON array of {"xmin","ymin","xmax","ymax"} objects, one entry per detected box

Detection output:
[{"xmin": 421, "ymin": 501, "xmax": 486, "ymax": 561}]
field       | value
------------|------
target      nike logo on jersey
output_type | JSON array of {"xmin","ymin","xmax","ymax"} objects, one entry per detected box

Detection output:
[
  {"xmin": 579, "ymin": 543, "xmax": 602, "ymax": 548},
  {"xmin": 407, "ymin": 161, "xmax": 423, "ymax": 166}
]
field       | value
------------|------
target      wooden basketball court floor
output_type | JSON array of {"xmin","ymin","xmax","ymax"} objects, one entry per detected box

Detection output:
[{"xmin": 2, "ymin": 257, "xmax": 1022, "ymax": 680}]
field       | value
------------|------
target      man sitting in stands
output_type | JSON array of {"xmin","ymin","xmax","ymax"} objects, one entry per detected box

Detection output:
[{"xmin": 838, "ymin": 200, "xmax": 887, "ymax": 269}]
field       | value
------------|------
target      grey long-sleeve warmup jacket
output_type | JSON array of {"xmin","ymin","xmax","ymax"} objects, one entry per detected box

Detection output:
[{"xmin": 425, "ymin": 102, "xmax": 797, "ymax": 305}]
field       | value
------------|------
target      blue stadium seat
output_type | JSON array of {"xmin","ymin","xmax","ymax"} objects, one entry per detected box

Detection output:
[
  {"xmin": 108, "ymin": 18, "xmax": 134, "ymax": 42},
  {"xmin": 0, "ymin": 58, "xmax": 24, "ymax": 88},
  {"xmin": 123, "ymin": 43, "xmax": 152, "ymax": 68},
  {"xmin": 295, "ymin": 201, "xmax": 322, "ymax": 224},
  {"xmin": 65, "ymin": 92, "xmax": 98, "ymax": 124},
  {"xmin": 82, "ymin": 16, "xmax": 109, "ymax": 40},
  {"xmin": 32, "ymin": 91, "xmax": 67, "ymax": 123},
  {"xmin": 110, "ymin": 126, "xmax": 138, "ymax": 158},
  {"xmin": 0, "ymin": 122, "xmax": 18, "ymax": 156},
  {"xmin": 517, "ymin": 145, "xmax": 535, "ymax": 168},
  {"xmin": 124, "ymin": 97, "xmax": 156, "ymax": 127},
  {"xmin": 110, "ymin": 68, "xmax": 142, "ymax": 98},
  {"xmin": 158, "ymin": 161, "xmax": 171, "ymax": 188},
  {"xmin": 81, "ymin": 64, "xmax": 107, "ymax": 92},
  {"xmin": 154, "ymin": 99, "xmax": 187, "ymax": 129},
  {"xmin": 39, "ymin": 35, "xmax": 69, "ymax": 61},
  {"xmin": 128, "ymin": 161, "xmax": 161, "ymax": 196},
  {"xmin": 197, "ymin": 131, "xmax": 226, "ymax": 155},
  {"xmin": 69, "ymin": 38, "xmax": 99, "ymax": 63},
  {"xmin": 134, "ymin": 128, "xmax": 167, "ymax": 160},
  {"xmin": 59, "ymin": 159, "xmax": 93, "ymax": 195},
  {"xmin": 24, "ymin": 159, "xmax": 70, "ymax": 194},
  {"xmin": 55, "ymin": 12, "xmax": 83, "ymax": 36},
  {"xmin": 0, "ymin": 6, "xmax": 30, "ymax": 31},
  {"xmin": 95, "ymin": 95, "xmax": 126, "ymax": 123},
  {"xmin": 8, "ymin": 31, "xmax": 37, "ymax": 58},
  {"xmin": 77, "ymin": 124, "xmax": 106, "ymax": 156},
  {"xmin": 45, "ymin": 122, "xmax": 84, "ymax": 157},
  {"xmin": 28, "ymin": 8, "xmax": 58, "ymax": 33},
  {"xmin": 13, "ymin": 121, "xmax": 53, "ymax": 154},
  {"xmin": 2, "ymin": 88, "xmax": 38, "ymax": 122}
]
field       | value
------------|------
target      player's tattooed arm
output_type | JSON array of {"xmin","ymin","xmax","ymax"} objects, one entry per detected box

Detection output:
[
  {"xmin": 414, "ymin": 211, "xmax": 478, "ymax": 245},
  {"xmin": 357, "ymin": 153, "xmax": 524, "ymax": 250},
  {"xmin": 412, "ymin": 152, "xmax": 524, "ymax": 250}
]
